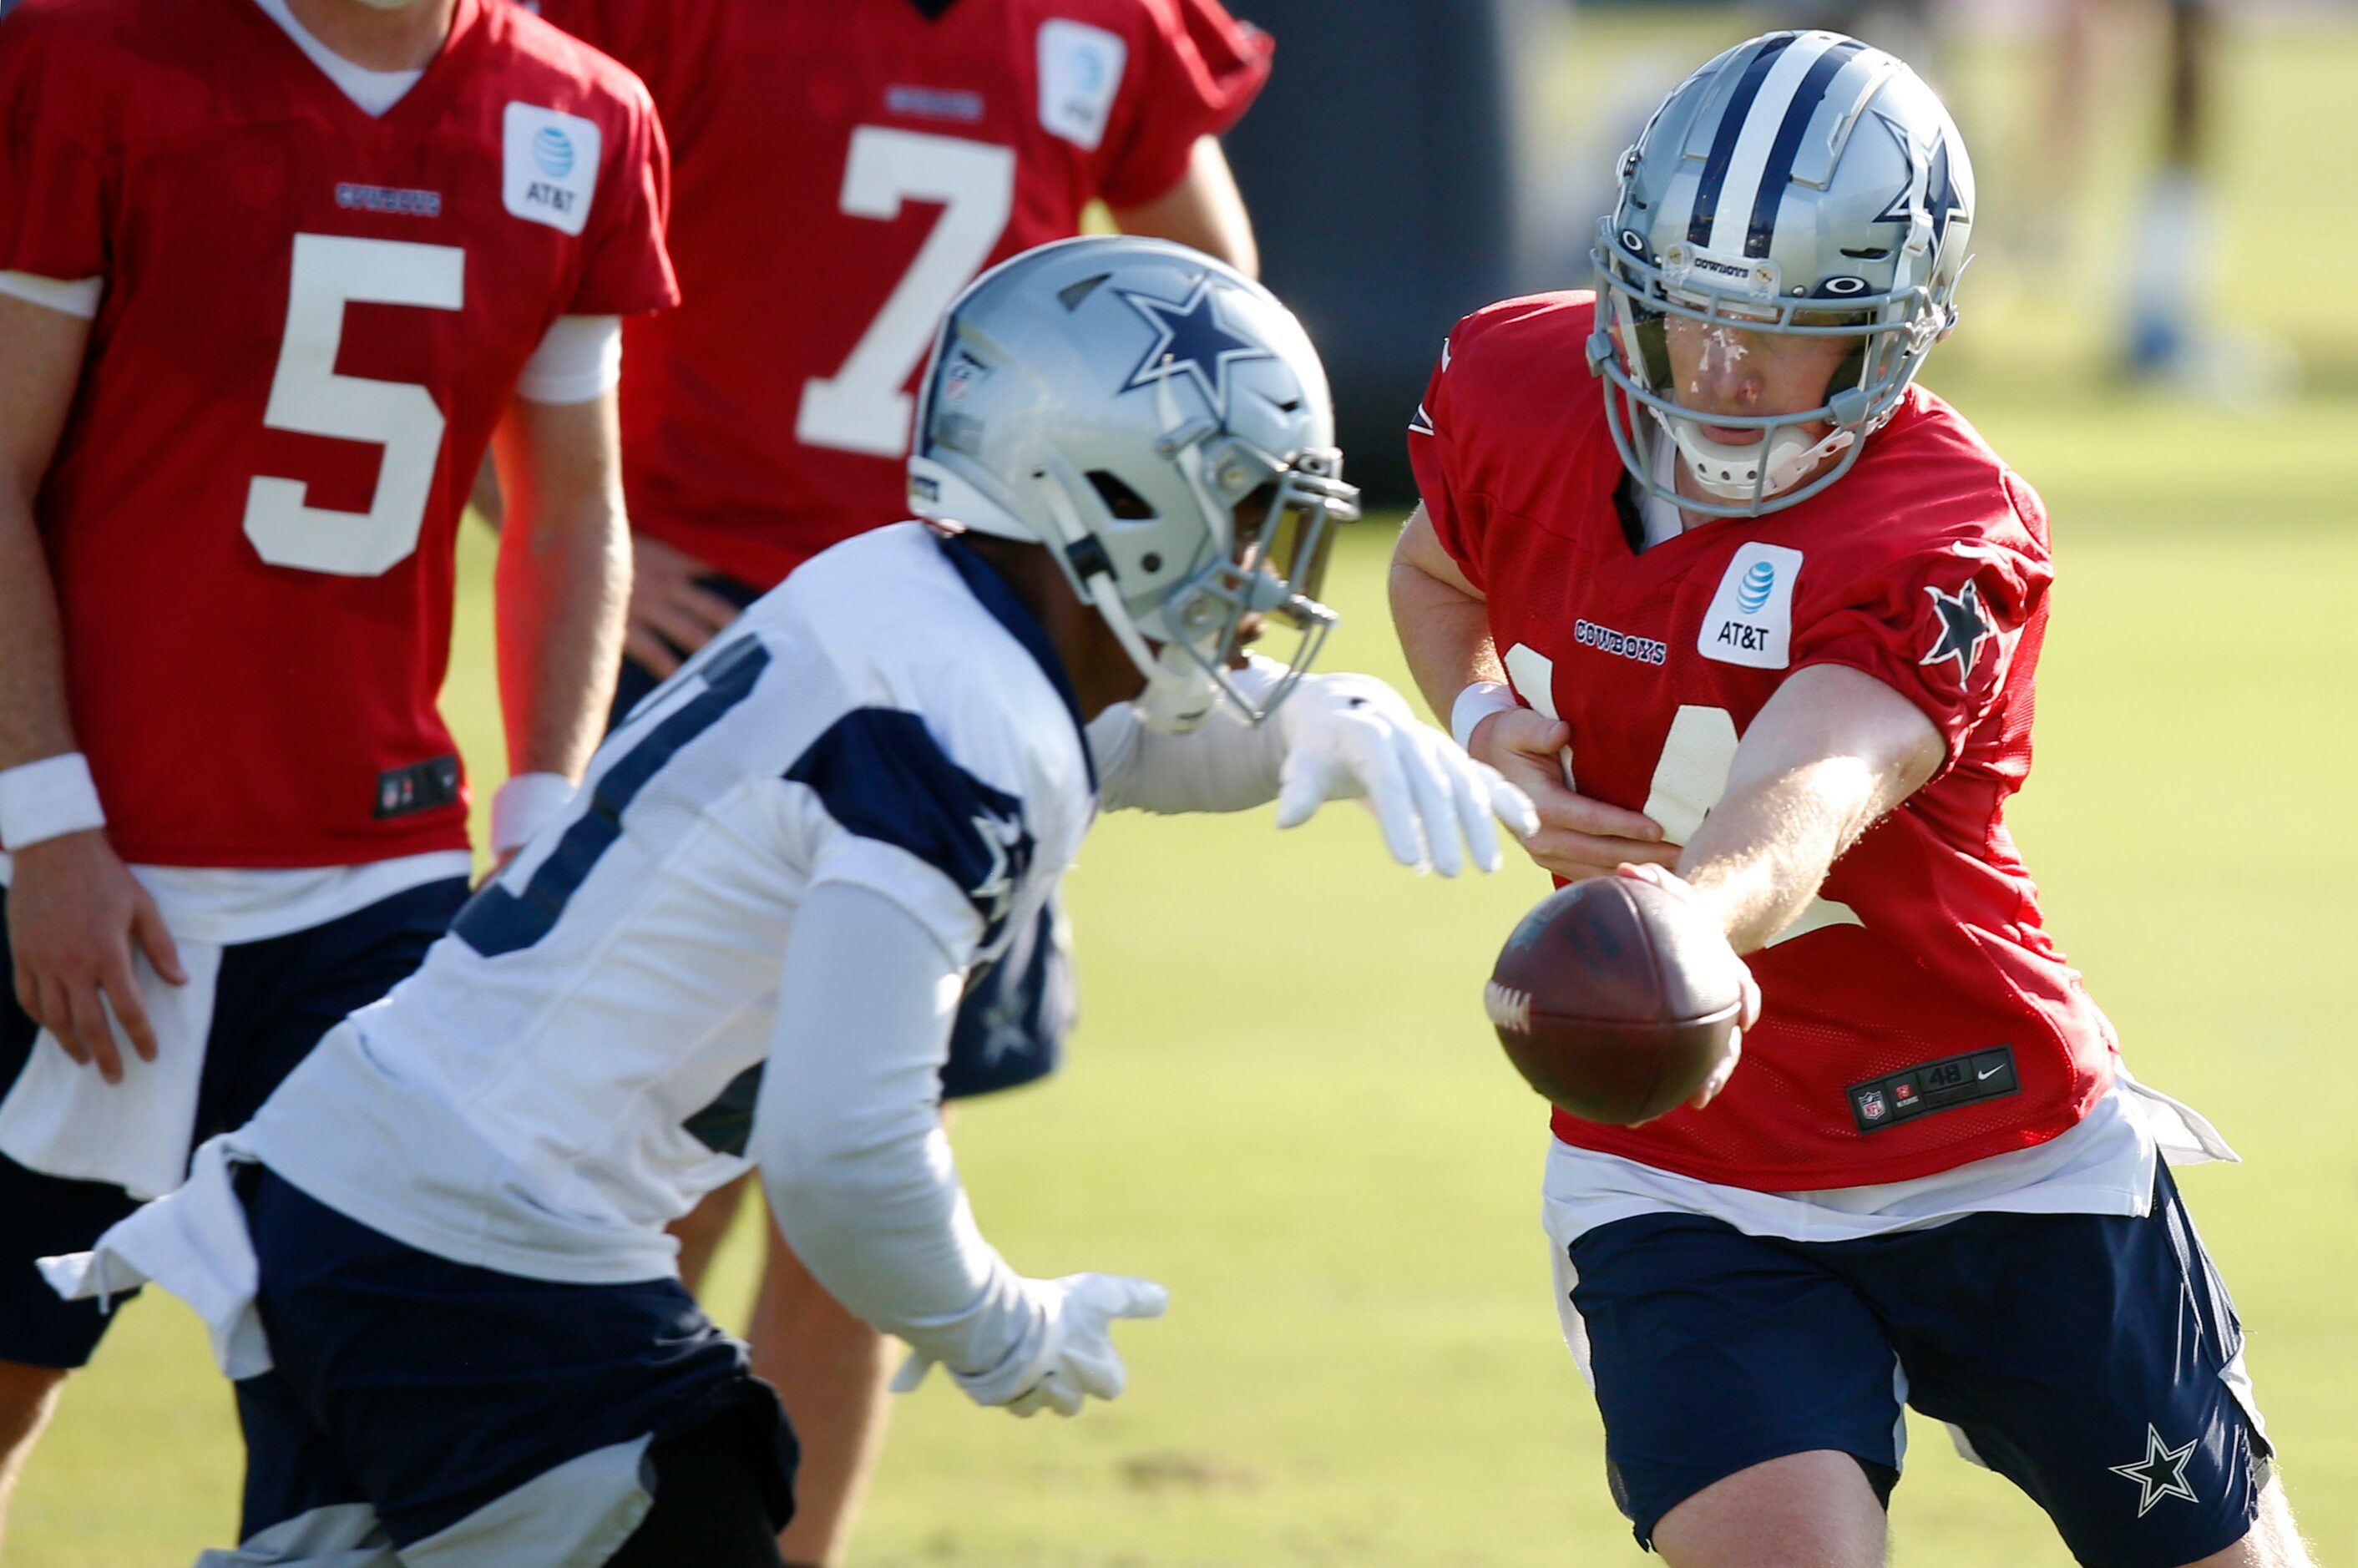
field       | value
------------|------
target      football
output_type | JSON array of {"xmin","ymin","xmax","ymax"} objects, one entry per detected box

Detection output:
[{"xmin": 1485, "ymin": 877, "xmax": 1744, "ymax": 1125}]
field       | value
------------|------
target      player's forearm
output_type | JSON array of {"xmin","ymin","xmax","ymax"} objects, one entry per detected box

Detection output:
[
  {"xmin": 494, "ymin": 498, "xmax": 626, "ymax": 779},
  {"xmin": 1679, "ymin": 665, "xmax": 1945, "ymax": 951},
  {"xmin": 0, "ymin": 295, "xmax": 94, "ymax": 772},
  {"xmin": 1388, "ymin": 514, "xmax": 1501, "ymax": 724},
  {"xmin": 767, "ymin": 1117, "xmax": 1036, "ymax": 1375},
  {"xmin": 1677, "ymin": 758, "xmax": 1881, "ymax": 954},
  {"xmin": 491, "ymin": 399, "xmax": 630, "ymax": 781},
  {"xmin": 0, "ymin": 496, "xmax": 77, "ymax": 772}
]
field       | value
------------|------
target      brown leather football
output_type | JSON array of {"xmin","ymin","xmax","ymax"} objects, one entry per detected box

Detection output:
[{"xmin": 1485, "ymin": 877, "xmax": 1743, "ymax": 1125}]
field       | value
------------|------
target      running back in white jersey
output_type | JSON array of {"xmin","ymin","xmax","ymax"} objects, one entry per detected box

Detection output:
[{"xmin": 238, "ymin": 525, "xmax": 1097, "ymax": 1283}]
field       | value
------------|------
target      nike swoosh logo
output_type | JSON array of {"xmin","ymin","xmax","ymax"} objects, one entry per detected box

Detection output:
[{"xmin": 1977, "ymin": 1065, "xmax": 2006, "ymax": 1081}]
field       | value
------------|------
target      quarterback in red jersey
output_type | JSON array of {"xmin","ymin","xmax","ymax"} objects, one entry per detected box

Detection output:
[
  {"xmin": 0, "ymin": 0, "xmax": 672, "ymax": 1536},
  {"xmin": 1394, "ymin": 32, "xmax": 2311, "ymax": 1568},
  {"xmin": 524, "ymin": 3, "xmax": 1270, "ymax": 1560}
]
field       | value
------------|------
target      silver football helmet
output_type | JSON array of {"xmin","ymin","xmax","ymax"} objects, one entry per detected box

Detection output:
[
  {"xmin": 909, "ymin": 236, "xmax": 1359, "ymax": 734},
  {"xmin": 1590, "ymin": 31, "xmax": 1975, "ymax": 516}
]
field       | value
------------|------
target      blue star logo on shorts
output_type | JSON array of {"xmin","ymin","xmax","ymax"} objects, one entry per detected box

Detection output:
[
  {"xmin": 2108, "ymin": 1424, "xmax": 2199, "ymax": 1517},
  {"xmin": 1118, "ymin": 278, "xmax": 1273, "ymax": 419}
]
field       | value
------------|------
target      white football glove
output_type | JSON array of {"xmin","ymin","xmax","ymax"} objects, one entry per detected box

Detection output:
[
  {"xmin": 893, "ymin": 1272, "xmax": 1169, "ymax": 1419},
  {"xmin": 1273, "ymin": 674, "xmax": 1540, "ymax": 876}
]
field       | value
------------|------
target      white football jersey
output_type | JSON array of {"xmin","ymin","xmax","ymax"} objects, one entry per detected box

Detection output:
[{"xmin": 236, "ymin": 524, "xmax": 1097, "ymax": 1283}]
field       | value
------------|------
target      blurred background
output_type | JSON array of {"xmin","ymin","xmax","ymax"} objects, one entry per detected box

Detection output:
[
  {"xmin": 1227, "ymin": 0, "xmax": 2342, "ymax": 502},
  {"xmin": 16, "ymin": 3, "xmax": 2358, "ymax": 1564}
]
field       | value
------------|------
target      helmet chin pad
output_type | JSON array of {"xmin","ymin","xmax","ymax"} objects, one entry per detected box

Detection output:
[
  {"xmin": 1656, "ymin": 411, "xmax": 1856, "ymax": 503},
  {"xmin": 1132, "ymin": 644, "xmax": 1221, "ymax": 735}
]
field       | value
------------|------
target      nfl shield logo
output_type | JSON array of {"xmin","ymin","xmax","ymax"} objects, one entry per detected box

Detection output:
[{"xmin": 1860, "ymin": 1090, "xmax": 1886, "ymax": 1122}]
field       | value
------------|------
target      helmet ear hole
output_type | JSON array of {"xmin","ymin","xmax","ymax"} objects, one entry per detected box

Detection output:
[{"xmin": 1085, "ymin": 470, "xmax": 1157, "ymax": 520}]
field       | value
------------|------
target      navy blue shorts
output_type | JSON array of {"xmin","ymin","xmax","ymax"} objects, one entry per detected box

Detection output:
[
  {"xmin": 612, "ymin": 570, "xmax": 1067, "ymax": 1100},
  {"xmin": 0, "ymin": 877, "xmax": 466, "ymax": 1368},
  {"xmin": 1567, "ymin": 1162, "xmax": 2269, "ymax": 1566},
  {"xmin": 235, "ymin": 1166, "xmax": 796, "ymax": 1555}
]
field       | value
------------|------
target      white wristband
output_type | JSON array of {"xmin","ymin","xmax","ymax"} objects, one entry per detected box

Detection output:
[
  {"xmin": 491, "ymin": 771, "xmax": 577, "ymax": 856},
  {"xmin": 0, "ymin": 752, "xmax": 107, "ymax": 851},
  {"xmin": 1450, "ymin": 681, "xmax": 1519, "ymax": 753}
]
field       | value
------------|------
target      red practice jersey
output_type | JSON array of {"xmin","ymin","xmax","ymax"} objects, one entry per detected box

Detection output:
[
  {"xmin": 536, "ymin": 0, "xmax": 1272, "ymax": 589},
  {"xmin": 1412, "ymin": 294, "xmax": 2119, "ymax": 1191},
  {"xmin": 0, "ymin": 0, "xmax": 676, "ymax": 867}
]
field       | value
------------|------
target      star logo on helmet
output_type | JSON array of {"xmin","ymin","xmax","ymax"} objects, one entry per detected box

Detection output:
[
  {"xmin": 1118, "ymin": 278, "xmax": 1274, "ymax": 419},
  {"xmin": 1919, "ymin": 579, "xmax": 1996, "ymax": 681},
  {"xmin": 1872, "ymin": 114, "xmax": 1967, "ymax": 247}
]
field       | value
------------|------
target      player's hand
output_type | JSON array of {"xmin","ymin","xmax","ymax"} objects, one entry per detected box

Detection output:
[
  {"xmin": 915, "ymin": 1272, "xmax": 1170, "ymax": 1419},
  {"xmin": 1613, "ymin": 862, "xmax": 1759, "ymax": 1111},
  {"xmin": 1470, "ymin": 710, "xmax": 1678, "ymax": 881},
  {"xmin": 623, "ymin": 531, "xmax": 741, "ymax": 679},
  {"xmin": 7, "ymin": 829, "xmax": 186, "ymax": 1084},
  {"xmin": 1272, "ymin": 674, "xmax": 1539, "ymax": 877}
]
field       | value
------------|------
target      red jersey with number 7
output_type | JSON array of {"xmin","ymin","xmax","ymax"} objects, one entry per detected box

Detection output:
[
  {"xmin": 1411, "ymin": 292, "xmax": 2120, "ymax": 1191},
  {"xmin": 534, "ymin": 0, "xmax": 1272, "ymax": 590},
  {"xmin": 0, "ymin": 0, "xmax": 676, "ymax": 867}
]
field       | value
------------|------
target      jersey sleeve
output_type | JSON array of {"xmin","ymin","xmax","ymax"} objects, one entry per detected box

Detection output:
[
  {"xmin": 1790, "ymin": 471, "xmax": 2052, "ymax": 771},
  {"xmin": 787, "ymin": 708, "xmax": 1036, "ymax": 964},
  {"xmin": 0, "ymin": 6, "xmax": 111, "ymax": 284},
  {"xmin": 568, "ymin": 78, "xmax": 677, "ymax": 317},
  {"xmin": 1095, "ymin": 0, "xmax": 1273, "ymax": 209},
  {"xmin": 1406, "ymin": 329, "xmax": 1488, "ymax": 591}
]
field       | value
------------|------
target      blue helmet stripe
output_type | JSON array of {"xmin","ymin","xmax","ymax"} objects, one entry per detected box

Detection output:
[
  {"xmin": 1684, "ymin": 33, "xmax": 1799, "ymax": 248},
  {"xmin": 1743, "ymin": 38, "xmax": 1868, "ymax": 258}
]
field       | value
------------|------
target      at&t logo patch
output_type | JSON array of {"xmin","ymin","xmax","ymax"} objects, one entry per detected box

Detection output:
[
  {"xmin": 503, "ymin": 103, "xmax": 600, "ymax": 236},
  {"xmin": 1037, "ymin": 19, "xmax": 1126, "ymax": 151},
  {"xmin": 1698, "ymin": 543, "xmax": 1803, "ymax": 669}
]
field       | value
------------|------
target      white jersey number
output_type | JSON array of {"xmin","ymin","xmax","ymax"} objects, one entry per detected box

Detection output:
[
  {"xmin": 243, "ymin": 234, "xmax": 464, "ymax": 579},
  {"xmin": 797, "ymin": 127, "xmax": 1018, "ymax": 458},
  {"xmin": 1502, "ymin": 645, "xmax": 1861, "ymax": 948}
]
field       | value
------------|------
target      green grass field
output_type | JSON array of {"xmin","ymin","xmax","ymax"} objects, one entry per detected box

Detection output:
[{"xmin": 13, "ymin": 15, "xmax": 2358, "ymax": 1567}]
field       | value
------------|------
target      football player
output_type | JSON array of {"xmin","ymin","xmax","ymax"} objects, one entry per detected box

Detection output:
[
  {"xmin": 48, "ymin": 236, "xmax": 1537, "ymax": 1567},
  {"xmin": 521, "ymin": 3, "xmax": 1272, "ymax": 1557},
  {"xmin": 1389, "ymin": 33, "xmax": 2315, "ymax": 1568},
  {"xmin": 0, "ymin": 0, "xmax": 672, "ymax": 1536}
]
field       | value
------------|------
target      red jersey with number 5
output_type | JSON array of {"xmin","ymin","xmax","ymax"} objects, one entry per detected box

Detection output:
[
  {"xmin": 1411, "ymin": 293, "xmax": 2120, "ymax": 1191},
  {"xmin": 534, "ymin": 0, "xmax": 1271, "ymax": 589},
  {"xmin": 0, "ymin": 0, "xmax": 675, "ymax": 867}
]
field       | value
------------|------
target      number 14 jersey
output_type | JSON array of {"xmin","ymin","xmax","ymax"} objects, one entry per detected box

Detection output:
[
  {"xmin": 1412, "ymin": 293, "xmax": 2120, "ymax": 1191},
  {"xmin": 0, "ymin": 0, "xmax": 675, "ymax": 867},
  {"xmin": 535, "ymin": 0, "xmax": 1272, "ymax": 590}
]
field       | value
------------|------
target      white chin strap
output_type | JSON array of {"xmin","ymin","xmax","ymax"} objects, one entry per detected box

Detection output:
[
  {"xmin": 1082, "ymin": 585, "xmax": 1217, "ymax": 735},
  {"xmin": 1132, "ymin": 643, "xmax": 1222, "ymax": 736},
  {"xmin": 1657, "ymin": 411, "xmax": 1855, "ymax": 503},
  {"xmin": 1019, "ymin": 466, "xmax": 1220, "ymax": 736}
]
